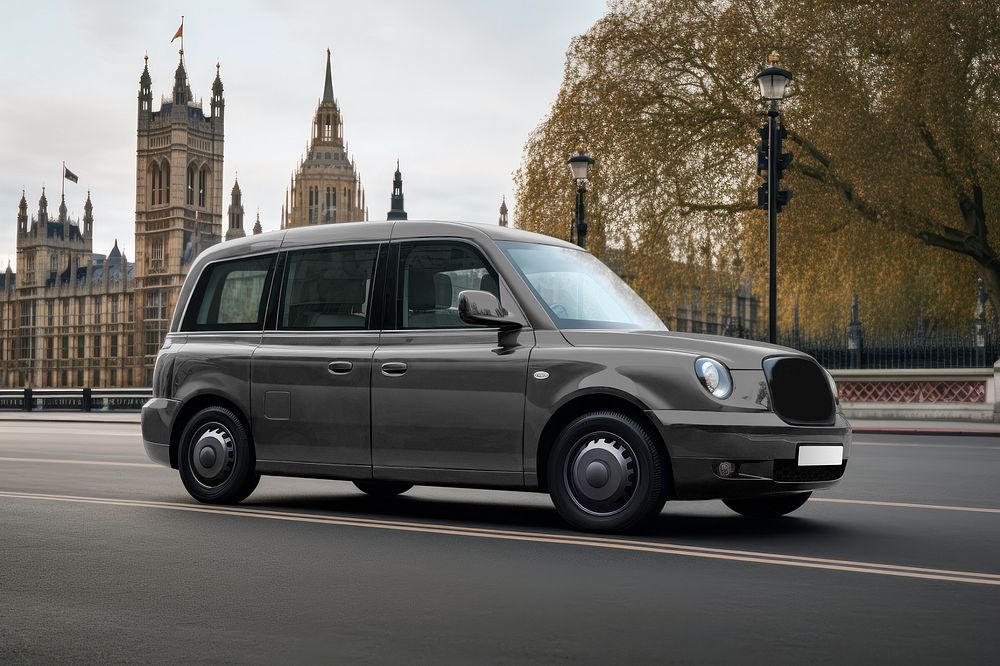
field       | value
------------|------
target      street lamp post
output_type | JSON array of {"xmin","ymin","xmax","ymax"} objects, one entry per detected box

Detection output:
[
  {"xmin": 567, "ymin": 152, "xmax": 594, "ymax": 249},
  {"xmin": 756, "ymin": 53, "xmax": 793, "ymax": 344}
]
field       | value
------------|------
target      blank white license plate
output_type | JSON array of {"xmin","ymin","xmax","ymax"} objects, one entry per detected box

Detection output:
[{"xmin": 797, "ymin": 445, "xmax": 844, "ymax": 466}]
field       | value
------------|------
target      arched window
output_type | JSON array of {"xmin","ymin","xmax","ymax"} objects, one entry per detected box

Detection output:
[
  {"xmin": 160, "ymin": 160, "xmax": 170, "ymax": 204},
  {"xmin": 50, "ymin": 254, "xmax": 57, "ymax": 274},
  {"xmin": 187, "ymin": 165, "xmax": 196, "ymax": 205},
  {"xmin": 198, "ymin": 166, "xmax": 209, "ymax": 207},
  {"xmin": 150, "ymin": 161, "xmax": 161, "ymax": 205}
]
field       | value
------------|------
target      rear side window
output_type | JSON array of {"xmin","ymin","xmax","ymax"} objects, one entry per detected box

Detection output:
[
  {"xmin": 280, "ymin": 244, "xmax": 379, "ymax": 330},
  {"xmin": 183, "ymin": 254, "xmax": 275, "ymax": 331}
]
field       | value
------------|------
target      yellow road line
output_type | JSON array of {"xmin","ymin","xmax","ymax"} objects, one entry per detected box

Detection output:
[
  {"xmin": 814, "ymin": 497, "xmax": 1000, "ymax": 514},
  {"xmin": 0, "ymin": 490, "xmax": 997, "ymax": 587}
]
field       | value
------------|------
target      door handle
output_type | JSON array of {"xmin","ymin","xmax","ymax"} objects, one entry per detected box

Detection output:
[
  {"xmin": 328, "ymin": 361, "xmax": 354, "ymax": 375},
  {"xmin": 380, "ymin": 361, "xmax": 408, "ymax": 376}
]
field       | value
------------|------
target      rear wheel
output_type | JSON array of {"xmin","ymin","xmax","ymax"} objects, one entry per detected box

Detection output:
[
  {"xmin": 178, "ymin": 406, "xmax": 260, "ymax": 504},
  {"xmin": 353, "ymin": 480, "xmax": 413, "ymax": 497},
  {"xmin": 547, "ymin": 411, "xmax": 668, "ymax": 533},
  {"xmin": 723, "ymin": 492, "xmax": 811, "ymax": 518}
]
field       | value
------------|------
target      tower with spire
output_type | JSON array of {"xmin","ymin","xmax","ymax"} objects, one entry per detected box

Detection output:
[
  {"xmin": 226, "ymin": 178, "xmax": 246, "ymax": 240},
  {"xmin": 133, "ymin": 44, "xmax": 225, "ymax": 383},
  {"xmin": 498, "ymin": 196, "xmax": 509, "ymax": 227},
  {"xmin": 387, "ymin": 161, "xmax": 408, "ymax": 221},
  {"xmin": 283, "ymin": 49, "xmax": 366, "ymax": 228}
]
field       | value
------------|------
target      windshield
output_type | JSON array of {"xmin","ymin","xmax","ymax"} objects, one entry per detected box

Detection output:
[{"xmin": 498, "ymin": 241, "xmax": 667, "ymax": 330}]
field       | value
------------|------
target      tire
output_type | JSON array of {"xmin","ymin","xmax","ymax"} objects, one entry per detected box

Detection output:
[
  {"xmin": 178, "ymin": 406, "xmax": 260, "ymax": 504},
  {"xmin": 547, "ymin": 411, "xmax": 669, "ymax": 533},
  {"xmin": 723, "ymin": 492, "xmax": 811, "ymax": 518},
  {"xmin": 354, "ymin": 480, "xmax": 413, "ymax": 497}
]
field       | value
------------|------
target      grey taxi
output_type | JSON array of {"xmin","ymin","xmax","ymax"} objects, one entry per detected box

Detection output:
[{"xmin": 142, "ymin": 220, "xmax": 850, "ymax": 532}]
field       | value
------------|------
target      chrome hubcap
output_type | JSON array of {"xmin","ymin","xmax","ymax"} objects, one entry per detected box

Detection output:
[
  {"xmin": 566, "ymin": 434, "xmax": 637, "ymax": 516},
  {"xmin": 190, "ymin": 423, "xmax": 235, "ymax": 488}
]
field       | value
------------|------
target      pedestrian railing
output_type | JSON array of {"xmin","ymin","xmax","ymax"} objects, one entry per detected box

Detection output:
[{"xmin": 0, "ymin": 388, "xmax": 152, "ymax": 412}]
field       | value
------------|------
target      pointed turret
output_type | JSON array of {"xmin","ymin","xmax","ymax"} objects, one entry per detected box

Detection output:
[
  {"xmin": 17, "ymin": 189, "xmax": 27, "ymax": 235},
  {"xmin": 38, "ymin": 188, "xmax": 48, "ymax": 222},
  {"xmin": 253, "ymin": 210, "xmax": 263, "ymax": 235},
  {"xmin": 499, "ymin": 195, "xmax": 509, "ymax": 227},
  {"xmin": 173, "ymin": 52, "xmax": 193, "ymax": 105},
  {"xmin": 138, "ymin": 53, "xmax": 153, "ymax": 120},
  {"xmin": 387, "ymin": 161, "xmax": 408, "ymax": 221},
  {"xmin": 211, "ymin": 61, "xmax": 224, "ymax": 121},
  {"xmin": 83, "ymin": 191, "xmax": 93, "ymax": 238},
  {"xmin": 58, "ymin": 195, "xmax": 68, "ymax": 223},
  {"xmin": 226, "ymin": 178, "xmax": 246, "ymax": 240}
]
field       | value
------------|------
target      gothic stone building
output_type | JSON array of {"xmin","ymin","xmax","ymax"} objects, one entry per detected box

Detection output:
[
  {"xmin": 0, "ymin": 49, "xmax": 380, "ymax": 389},
  {"xmin": 0, "ymin": 50, "xmax": 226, "ymax": 388}
]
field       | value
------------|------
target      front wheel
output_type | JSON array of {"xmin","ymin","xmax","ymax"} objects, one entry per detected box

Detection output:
[
  {"xmin": 723, "ymin": 492, "xmax": 811, "ymax": 518},
  {"xmin": 547, "ymin": 411, "xmax": 669, "ymax": 533},
  {"xmin": 178, "ymin": 406, "xmax": 260, "ymax": 504}
]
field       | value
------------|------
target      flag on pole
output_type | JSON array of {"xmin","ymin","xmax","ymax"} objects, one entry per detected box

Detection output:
[
  {"xmin": 63, "ymin": 165, "xmax": 78, "ymax": 183},
  {"xmin": 171, "ymin": 18, "xmax": 184, "ymax": 43}
]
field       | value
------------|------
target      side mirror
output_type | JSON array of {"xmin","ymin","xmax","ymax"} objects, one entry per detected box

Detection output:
[{"xmin": 458, "ymin": 290, "xmax": 522, "ymax": 331}]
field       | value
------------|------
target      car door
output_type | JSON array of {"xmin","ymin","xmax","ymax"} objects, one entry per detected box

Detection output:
[
  {"xmin": 371, "ymin": 239, "xmax": 532, "ymax": 482},
  {"xmin": 251, "ymin": 242, "xmax": 385, "ymax": 477}
]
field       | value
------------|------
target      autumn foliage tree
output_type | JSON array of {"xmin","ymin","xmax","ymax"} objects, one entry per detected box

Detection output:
[{"xmin": 514, "ymin": 0, "xmax": 1000, "ymax": 334}]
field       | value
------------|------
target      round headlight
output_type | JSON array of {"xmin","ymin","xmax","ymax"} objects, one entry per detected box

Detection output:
[{"xmin": 694, "ymin": 357, "xmax": 733, "ymax": 399}]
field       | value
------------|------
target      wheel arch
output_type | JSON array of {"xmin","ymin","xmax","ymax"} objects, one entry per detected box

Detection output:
[
  {"xmin": 534, "ymin": 390, "xmax": 670, "ymax": 494},
  {"xmin": 169, "ymin": 393, "xmax": 252, "ymax": 469}
]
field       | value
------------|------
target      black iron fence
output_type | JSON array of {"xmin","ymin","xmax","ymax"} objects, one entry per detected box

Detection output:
[
  {"xmin": 0, "ymin": 388, "xmax": 152, "ymax": 412},
  {"xmin": 733, "ymin": 325, "xmax": 1000, "ymax": 369}
]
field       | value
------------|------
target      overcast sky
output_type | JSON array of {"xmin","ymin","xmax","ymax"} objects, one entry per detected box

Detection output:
[{"xmin": 0, "ymin": 0, "xmax": 607, "ymax": 266}]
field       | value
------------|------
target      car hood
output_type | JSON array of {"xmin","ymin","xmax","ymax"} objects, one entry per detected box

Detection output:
[{"xmin": 560, "ymin": 329, "xmax": 808, "ymax": 370}]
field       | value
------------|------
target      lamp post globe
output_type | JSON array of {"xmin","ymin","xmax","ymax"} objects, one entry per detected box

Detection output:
[
  {"xmin": 567, "ymin": 152, "xmax": 594, "ymax": 249},
  {"xmin": 756, "ymin": 65, "xmax": 793, "ymax": 101}
]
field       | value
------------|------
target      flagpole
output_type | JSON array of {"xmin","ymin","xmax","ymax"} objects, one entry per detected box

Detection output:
[
  {"xmin": 180, "ymin": 15, "xmax": 184, "ymax": 57},
  {"xmin": 61, "ymin": 161, "xmax": 64, "ymax": 201}
]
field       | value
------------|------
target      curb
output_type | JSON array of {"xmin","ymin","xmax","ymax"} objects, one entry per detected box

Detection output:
[{"xmin": 852, "ymin": 427, "xmax": 1000, "ymax": 437}]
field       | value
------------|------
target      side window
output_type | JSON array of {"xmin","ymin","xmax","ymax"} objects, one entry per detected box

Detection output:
[
  {"xmin": 280, "ymin": 244, "xmax": 379, "ymax": 330},
  {"xmin": 183, "ymin": 254, "xmax": 275, "ymax": 331},
  {"xmin": 397, "ymin": 242, "xmax": 500, "ymax": 329}
]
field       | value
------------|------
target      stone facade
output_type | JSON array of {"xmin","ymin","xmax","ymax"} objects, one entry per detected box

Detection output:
[
  {"xmin": 0, "ymin": 50, "xmax": 224, "ymax": 388},
  {"xmin": 0, "ymin": 190, "xmax": 136, "ymax": 388},
  {"xmin": 282, "ymin": 50, "xmax": 367, "ymax": 228}
]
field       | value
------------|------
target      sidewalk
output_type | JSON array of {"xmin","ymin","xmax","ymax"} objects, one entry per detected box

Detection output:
[{"xmin": 0, "ymin": 412, "xmax": 140, "ymax": 424}]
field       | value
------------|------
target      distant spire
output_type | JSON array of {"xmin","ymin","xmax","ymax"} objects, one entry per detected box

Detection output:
[
  {"xmin": 387, "ymin": 162, "xmax": 407, "ymax": 221},
  {"xmin": 253, "ymin": 210, "xmax": 263, "ymax": 235},
  {"xmin": 323, "ymin": 48, "xmax": 335, "ymax": 102},
  {"xmin": 499, "ymin": 195, "xmax": 509, "ymax": 227}
]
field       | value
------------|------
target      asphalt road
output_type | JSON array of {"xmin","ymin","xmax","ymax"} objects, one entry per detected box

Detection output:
[{"xmin": 0, "ymin": 421, "xmax": 997, "ymax": 664}]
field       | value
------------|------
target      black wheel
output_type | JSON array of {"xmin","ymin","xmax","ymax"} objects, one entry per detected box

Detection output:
[
  {"xmin": 178, "ymin": 406, "xmax": 260, "ymax": 504},
  {"xmin": 723, "ymin": 492, "xmax": 811, "ymax": 518},
  {"xmin": 547, "ymin": 411, "xmax": 669, "ymax": 533},
  {"xmin": 353, "ymin": 480, "xmax": 413, "ymax": 497}
]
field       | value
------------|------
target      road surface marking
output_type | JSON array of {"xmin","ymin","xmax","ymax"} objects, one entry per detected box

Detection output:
[
  {"xmin": 0, "ymin": 490, "xmax": 998, "ymax": 587},
  {"xmin": 813, "ymin": 497, "xmax": 1000, "ymax": 513},
  {"xmin": 0, "ymin": 456, "xmax": 158, "ymax": 468}
]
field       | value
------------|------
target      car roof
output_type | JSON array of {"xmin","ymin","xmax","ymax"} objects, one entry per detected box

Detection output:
[{"xmin": 200, "ymin": 219, "xmax": 580, "ymax": 262}]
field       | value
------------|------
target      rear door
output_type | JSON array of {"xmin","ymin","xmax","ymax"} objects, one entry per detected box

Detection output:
[{"xmin": 251, "ymin": 242, "xmax": 385, "ymax": 476}]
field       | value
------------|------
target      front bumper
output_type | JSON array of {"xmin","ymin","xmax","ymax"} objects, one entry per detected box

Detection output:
[
  {"xmin": 646, "ymin": 409, "xmax": 852, "ymax": 500},
  {"xmin": 141, "ymin": 397, "xmax": 182, "ymax": 468}
]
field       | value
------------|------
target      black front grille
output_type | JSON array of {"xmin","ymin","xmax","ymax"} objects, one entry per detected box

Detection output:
[
  {"xmin": 773, "ymin": 460, "xmax": 847, "ymax": 482},
  {"xmin": 763, "ymin": 356, "xmax": 836, "ymax": 425}
]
